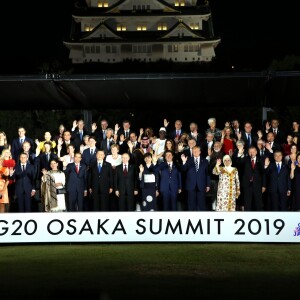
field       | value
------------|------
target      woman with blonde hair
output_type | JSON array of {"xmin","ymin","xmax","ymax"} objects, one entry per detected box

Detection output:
[{"xmin": 213, "ymin": 155, "xmax": 240, "ymax": 211}]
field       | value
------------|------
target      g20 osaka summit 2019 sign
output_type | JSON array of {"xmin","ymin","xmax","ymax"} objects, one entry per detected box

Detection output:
[{"xmin": 0, "ymin": 212, "xmax": 300, "ymax": 243}]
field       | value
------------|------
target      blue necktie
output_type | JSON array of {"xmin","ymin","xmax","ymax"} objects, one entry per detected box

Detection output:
[
  {"xmin": 98, "ymin": 163, "xmax": 102, "ymax": 173},
  {"xmin": 277, "ymin": 163, "xmax": 280, "ymax": 174}
]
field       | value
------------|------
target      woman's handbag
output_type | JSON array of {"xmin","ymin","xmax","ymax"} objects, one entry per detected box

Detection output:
[{"xmin": 56, "ymin": 188, "xmax": 66, "ymax": 194}]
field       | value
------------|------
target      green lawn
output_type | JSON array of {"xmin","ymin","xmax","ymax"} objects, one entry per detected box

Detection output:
[{"xmin": 1, "ymin": 243, "xmax": 300, "ymax": 300}]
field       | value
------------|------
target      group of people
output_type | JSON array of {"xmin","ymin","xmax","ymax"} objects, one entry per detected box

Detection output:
[{"xmin": 0, "ymin": 116, "xmax": 300, "ymax": 213}]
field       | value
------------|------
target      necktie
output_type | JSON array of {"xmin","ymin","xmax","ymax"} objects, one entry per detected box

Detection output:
[
  {"xmin": 98, "ymin": 162, "xmax": 102, "ymax": 173},
  {"xmin": 47, "ymin": 153, "xmax": 50, "ymax": 162},
  {"xmin": 107, "ymin": 141, "xmax": 110, "ymax": 151},
  {"xmin": 124, "ymin": 164, "xmax": 128, "ymax": 176},
  {"xmin": 90, "ymin": 149, "xmax": 93, "ymax": 155},
  {"xmin": 22, "ymin": 165, "xmax": 25, "ymax": 172},
  {"xmin": 195, "ymin": 158, "xmax": 199, "ymax": 172},
  {"xmin": 79, "ymin": 130, "xmax": 83, "ymax": 140},
  {"xmin": 103, "ymin": 130, "xmax": 106, "ymax": 139},
  {"xmin": 125, "ymin": 131, "xmax": 129, "ymax": 138},
  {"xmin": 20, "ymin": 138, "xmax": 24, "ymax": 145},
  {"xmin": 251, "ymin": 159, "xmax": 255, "ymax": 169},
  {"xmin": 247, "ymin": 134, "xmax": 251, "ymax": 146},
  {"xmin": 76, "ymin": 164, "xmax": 79, "ymax": 174},
  {"xmin": 277, "ymin": 163, "xmax": 280, "ymax": 174},
  {"xmin": 176, "ymin": 130, "xmax": 180, "ymax": 137},
  {"xmin": 260, "ymin": 150, "xmax": 264, "ymax": 156},
  {"xmin": 168, "ymin": 163, "xmax": 172, "ymax": 173}
]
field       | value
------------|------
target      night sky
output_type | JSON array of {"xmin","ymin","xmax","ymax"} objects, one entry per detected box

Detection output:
[{"xmin": 0, "ymin": 0, "xmax": 299, "ymax": 74}]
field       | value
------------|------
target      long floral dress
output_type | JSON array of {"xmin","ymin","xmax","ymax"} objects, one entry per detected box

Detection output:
[{"xmin": 213, "ymin": 166, "xmax": 240, "ymax": 211}]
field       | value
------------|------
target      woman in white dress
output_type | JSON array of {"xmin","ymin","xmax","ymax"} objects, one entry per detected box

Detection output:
[
  {"xmin": 41, "ymin": 159, "xmax": 66, "ymax": 212},
  {"xmin": 57, "ymin": 144, "xmax": 75, "ymax": 171},
  {"xmin": 213, "ymin": 155, "xmax": 240, "ymax": 211}
]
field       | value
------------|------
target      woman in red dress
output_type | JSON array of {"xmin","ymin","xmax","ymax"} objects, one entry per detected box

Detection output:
[
  {"xmin": 0, "ymin": 158, "xmax": 9, "ymax": 213},
  {"xmin": 221, "ymin": 126, "xmax": 236, "ymax": 156}
]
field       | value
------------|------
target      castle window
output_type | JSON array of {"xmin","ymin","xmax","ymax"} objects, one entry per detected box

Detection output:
[
  {"xmin": 137, "ymin": 25, "xmax": 147, "ymax": 31},
  {"xmin": 98, "ymin": 1, "xmax": 108, "ymax": 7},
  {"xmin": 84, "ymin": 25, "xmax": 94, "ymax": 32},
  {"xmin": 175, "ymin": 0, "xmax": 185, "ymax": 6},
  {"xmin": 157, "ymin": 23, "xmax": 167, "ymax": 31},
  {"xmin": 190, "ymin": 23, "xmax": 199, "ymax": 30},
  {"xmin": 117, "ymin": 24, "xmax": 127, "ymax": 31}
]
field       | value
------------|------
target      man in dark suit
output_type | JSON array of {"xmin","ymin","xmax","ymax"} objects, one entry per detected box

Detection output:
[
  {"xmin": 57, "ymin": 130, "xmax": 76, "ymax": 157},
  {"xmin": 88, "ymin": 150, "xmax": 113, "ymax": 211},
  {"xmin": 91, "ymin": 118, "xmax": 109, "ymax": 148},
  {"xmin": 181, "ymin": 146, "xmax": 210, "ymax": 211},
  {"xmin": 188, "ymin": 122, "xmax": 203, "ymax": 146},
  {"xmin": 154, "ymin": 150, "xmax": 182, "ymax": 211},
  {"xmin": 265, "ymin": 132, "xmax": 281, "ymax": 162},
  {"xmin": 265, "ymin": 151, "xmax": 291, "ymax": 211},
  {"xmin": 11, "ymin": 126, "xmax": 35, "ymax": 162},
  {"xmin": 240, "ymin": 122, "xmax": 258, "ymax": 151},
  {"xmin": 71, "ymin": 119, "xmax": 89, "ymax": 153},
  {"xmin": 116, "ymin": 120, "xmax": 133, "ymax": 143},
  {"xmin": 10, "ymin": 152, "xmax": 36, "ymax": 212},
  {"xmin": 100, "ymin": 128, "xmax": 116, "ymax": 156},
  {"xmin": 65, "ymin": 152, "xmax": 87, "ymax": 211},
  {"xmin": 81, "ymin": 136, "xmax": 98, "ymax": 168},
  {"xmin": 264, "ymin": 118, "xmax": 285, "ymax": 145},
  {"xmin": 236, "ymin": 146, "xmax": 266, "ymax": 211},
  {"xmin": 114, "ymin": 153, "xmax": 138, "ymax": 211}
]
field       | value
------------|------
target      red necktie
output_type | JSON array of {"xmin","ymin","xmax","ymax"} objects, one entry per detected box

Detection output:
[
  {"xmin": 123, "ymin": 165, "xmax": 128, "ymax": 176},
  {"xmin": 76, "ymin": 164, "xmax": 79, "ymax": 174},
  {"xmin": 251, "ymin": 159, "xmax": 255, "ymax": 169}
]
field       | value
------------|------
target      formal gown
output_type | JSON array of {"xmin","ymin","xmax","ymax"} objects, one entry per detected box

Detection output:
[{"xmin": 292, "ymin": 166, "xmax": 300, "ymax": 211}]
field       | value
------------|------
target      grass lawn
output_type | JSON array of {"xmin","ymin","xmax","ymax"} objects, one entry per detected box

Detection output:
[{"xmin": 1, "ymin": 243, "xmax": 300, "ymax": 300}]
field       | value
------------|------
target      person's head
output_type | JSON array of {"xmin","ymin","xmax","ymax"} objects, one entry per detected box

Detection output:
[
  {"xmin": 292, "ymin": 121, "xmax": 299, "ymax": 131},
  {"xmin": 174, "ymin": 120, "xmax": 182, "ymax": 130},
  {"xmin": 88, "ymin": 136, "xmax": 96, "ymax": 148},
  {"xmin": 58, "ymin": 124, "xmax": 65, "ymax": 134},
  {"xmin": 244, "ymin": 122, "xmax": 252, "ymax": 134},
  {"xmin": 122, "ymin": 120, "xmax": 131, "ymax": 131},
  {"xmin": 267, "ymin": 132, "xmax": 275, "ymax": 142},
  {"xmin": 106, "ymin": 128, "xmax": 114, "ymax": 138},
  {"xmin": 122, "ymin": 153, "xmax": 130, "ymax": 164},
  {"xmin": 165, "ymin": 139, "xmax": 174, "ymax": 151},
  {"xmin": 290, "ymin": 144, "xmax": 298, "ymax": 154},
  {"xmin": 129, "ymin": 132, "xmax": 137, "ymax": 142},
  {"xmin": 271, "ymin": 119, "xmax": 279, "ymax": 129},
  {"xmin": 189, "ymin": 122, "xmax": 198, "ymax": 132},
  {"xmin": 96, "ymin": 150, "xmax": 105, "ymax": 162},
  {"xmin": 192, "ymin": 145, "xmax": 201, "ymax": 158},
  {"xmin": 111, "ymin": 144, "xmax": 119, "ymax": 155},
  {"xmin": 44, "ymin": 131, "xmax": 52, "ymax": 141},
  {"xmin": 63, "ymin": 130, "xmax": 71, "ymax": 142},
  {"xmin": 74, "ymin": 152, "xmax": 82, "ymax": 164},
  {"xmin": 179, "ymin": 132, "xmax": 189, "ymax": 144},
  {"xmin": 22, "ymin": 141, "xmax": 31, "ymax": 152},
  {"xmin": 67, "ymin": 144, "xmax": 75, "ymax": 154},
  {"xmin": 18, "ymin": 127, "xmax": 26, "ymax": 138},
  {"xmin": 158, "ymin": 127, "xmax": 166, "ymax": 139},
  {"xmin": 141, "ymin": 136, "xmax": 150, "ymax": 148},
  {"xmin": 144, "ymin": 152, "xmax": 152, "ymax": 164},
  {"xmin": 50, "ymin": 159, "xmax": 59, "ymax": 170},
  {"xmin": 44, "ymin": 141, "xmax": 52, "ymax": 153},
  {"xmin": 83, "ymin": 135, "xmax": 90, "ymax": 145},
  {"xmin": 1, "ymin": 148, "xmax": 12, "ymax": 160},
  {"xmin": 236, "ymin": 139, "xmax": 245, "ymax": 150},
  {"xmin": 213, "ymin": 141, "xmax": 222, "ymax": 153},
  {"xmin": 224, "ymin": 126, "xmax": 232, "ymax": 137},
  {"xmin": 0, "ymin": 131, "xmax": 7, "ymax": 144},
  {"xmin": 19, "ymin": 152, "xmax": 28, "ymax": 164},
  {"xmin": 207, "ymin": 118, "xmax": 216, "ymax": 128},
  {"xmin": 256, "ymin": 139, "xmax": 265, "ymax": 150},
  {"xmin": 232, "ymin": 119, "xmax": 240, "ymax": 129},
  {"xmin": 223, "ymin": 155, "xmax": 232, "ymax": 167},
  {"xmin": 77, "ymin": 119, "xmax": 85, "ymax": 130},
  {"xmin": 188, "ymin": 138, "xmax": 197, "ymax": 149},
  {"xmin": 164, "ymin": 150, "xmax": 174, "ymax": 163},
  {"xmin": 248, "ymin": 146, "xmax": 257, "ymax": 158},
  {"xmin": 144, "ymin": 127, "xmax": 154, "ymax": 137},
  {"xmin": 274, "ymin": 150, "xmax": 283, "ymax": 163},
  {"xmin": 296, "ymin": 153, "xmax": 300, "ymax": 164},
  {"xmin": 206, "ymin": 132, "xmax": 214, "ymax": 142},
  {"xmin": 286, "ymin": 134, "xmax": 293, "ymax": 144},
  {"xmin": 101, "ymin": 119, "xmax": 108, "ymax": 130}
]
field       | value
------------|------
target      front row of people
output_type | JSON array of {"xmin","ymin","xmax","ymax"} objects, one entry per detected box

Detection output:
[{"xmin": 0, "ymin": 145, "xmax": 298, "ymax": 212}]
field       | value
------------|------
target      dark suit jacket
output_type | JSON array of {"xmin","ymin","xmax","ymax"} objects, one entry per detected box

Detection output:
[
  {"xmin": 114, "ymin": 163, "xmax": 138, "ymax": 194},
  {"xmin": 59, "ymin": 141, "xmax": 76, "ymax": 157},
  {"xmin": 168, "ymin": 129, "xmax": 185, "ymax": 140},
  {"xmin": 65, "ymin": 163, "xmax": 87, "ymax": 193},
  {"xmin": 11, "ymin": 137, "xmax": 35, "ymax": 161},
  {"xmin": 265, "ymin": 162, "xmax": 291, "ymax": 193},
  {"xmin": 82, "ymin": 147, "xmax": 98, "ymax": 168},
  {"xmin": 181, "ymin": 157, "xmax": 210, "ymax": 192},
  {"xmin": 71, "ymin": 128, "xmax": 89, "ymax": 152},
  {"xmin": 241, "ymin": 131, "xmax": 258, "ymax": 150},
  {"xmin": 100, "ymin": 138, "xmax": 115, "ymax": 156},
  {"xmin": 155, "ymin": 162, "xmax": 182, "ymax": 193},
  {"xmin": 88, "ymin": 160, "xmax": 113, "ymax": 194},
  {"xmin": 266, "ymin": 128, "xmax": 285, "ymax": 145},
  {"xmin": 12, "ymin": 163, "xmax": 36, "ymax": 193}
]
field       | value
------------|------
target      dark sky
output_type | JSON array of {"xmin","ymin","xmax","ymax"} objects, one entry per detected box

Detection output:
[{"xmin": 0, "ymin": 0, "xmax": 299, "ymax": 74}]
